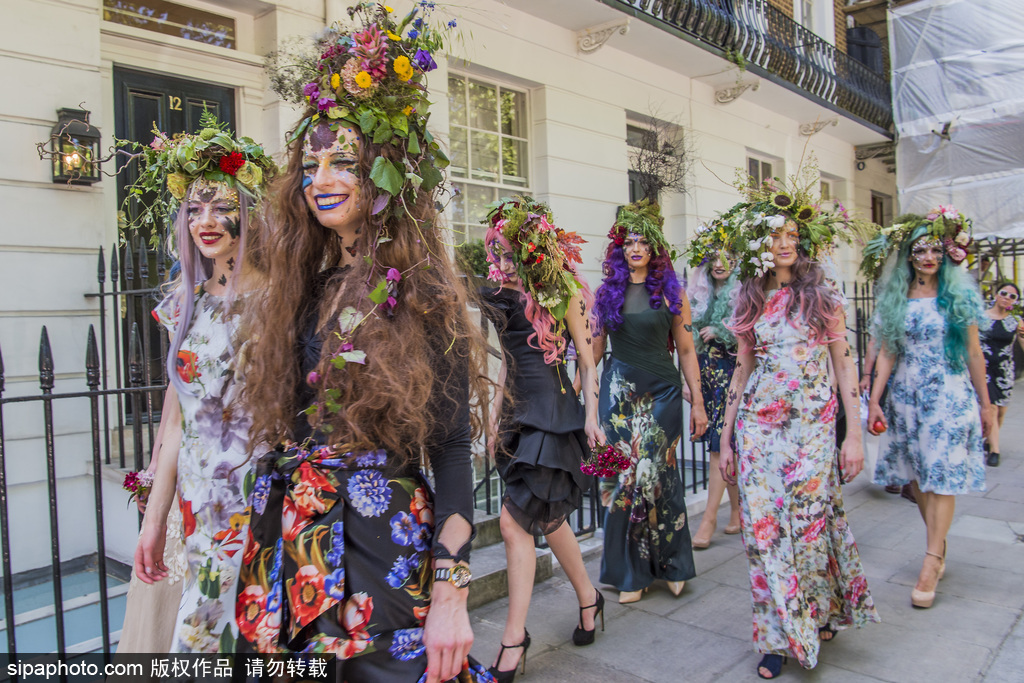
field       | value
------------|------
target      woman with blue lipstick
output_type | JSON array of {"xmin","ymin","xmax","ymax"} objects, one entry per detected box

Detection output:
[{"xmin": 236, "ymin": 6, "xmax": 496, "ymax": 682}]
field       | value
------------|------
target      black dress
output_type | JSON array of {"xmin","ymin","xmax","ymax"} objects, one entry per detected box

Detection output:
[
  {"xmin": 482, "ymin": 287, "xmax": 591, "ymax": 536},
  {"xmin": 980, "ymin": 314, "xmax": 1020, "ymax": 406},
  {"xmin": 237, "ymin": 268, "xmax": 493, "ymax": 682}
]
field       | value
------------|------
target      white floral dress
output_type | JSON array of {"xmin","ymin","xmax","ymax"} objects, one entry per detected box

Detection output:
[
  {"xmin": 735, "ymin": 288, "xmax": 879, "ymax": 669},
  {"xmin": 874, "ymin": 298, "xmax": 986, "ymax": 493},
  {"xmin": 155, "ymin": 288, "xmax": 257, "ymax": 653}
]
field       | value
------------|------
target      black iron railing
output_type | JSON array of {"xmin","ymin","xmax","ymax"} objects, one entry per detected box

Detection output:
[{"xmin": 600, "ymin": 0, "xmax": 893, "ymax": 132}]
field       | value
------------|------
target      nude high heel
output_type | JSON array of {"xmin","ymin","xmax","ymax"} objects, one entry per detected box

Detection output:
[
  {"xmin": 619, "ymin": 587, "xmax": 647, "ymax": 604},
  {"xmin": 667, "ymin": 580, "xmax": 686, "ymax": 596},
  {"xmin": 911, "ymin": 551, "xmax": 943, "ymax": 608}
]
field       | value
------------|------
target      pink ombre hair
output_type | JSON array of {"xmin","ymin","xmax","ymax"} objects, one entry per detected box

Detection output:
[
  {"xmin": 728, "ymin": 251, "xmax": 844, "ymax": 353},
  {"xmin": 485, "ymin": 224, "xmax": 593, "ymax": 365}
]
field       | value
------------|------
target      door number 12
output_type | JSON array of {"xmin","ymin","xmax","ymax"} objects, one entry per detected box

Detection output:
[{"xmin": 169, "ymin": 96, "xmax": 182, "ymax": 111}]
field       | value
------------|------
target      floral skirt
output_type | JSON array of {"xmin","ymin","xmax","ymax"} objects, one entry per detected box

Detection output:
[
  {"xmin": 237, "ymin": 444, "xmax": 493, "ymax": 683},
  {"xmin": 699, "ymin": 341, "xmax": 737, "ymax": 452},
  {"xmin": 598, "ymin": 358, "xmax": 695, "ymax": 591}
]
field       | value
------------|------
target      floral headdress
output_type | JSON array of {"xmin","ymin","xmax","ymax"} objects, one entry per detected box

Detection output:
[
  {"xmin": 118, "ymin": 111, "xmax": 276, "ymax": 238},
  {"xmin": 607, "ymin": 199, "xmax": 677, "ymax": 260},
  {"xmin": 269, "ymin": 2, "xmax": 454, "ymax": 218},
  {"xmin": 859, "ymin": 206, "xmax": 973, "ymax": 281},
  {"xmin": 685, "ymin": 208, "xmax": 741, "ymax": 269},
  {"xmin": 723, "ymin": 164, "xmax": 859, "ymax": 279},
  {"xmin": 484, "ymin": 195, "xmax": 587, "ymax": 322}
]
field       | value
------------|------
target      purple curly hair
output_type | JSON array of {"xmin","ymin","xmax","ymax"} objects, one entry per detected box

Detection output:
[{"xmin": 593, "ymin": 241, "xmax": 684, "ymax": 334}]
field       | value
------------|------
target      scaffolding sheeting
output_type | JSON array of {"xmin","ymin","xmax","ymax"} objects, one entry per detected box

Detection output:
[{"xmin": 889, "ymin": 0, "xmax": 1024, "ymax": 239}]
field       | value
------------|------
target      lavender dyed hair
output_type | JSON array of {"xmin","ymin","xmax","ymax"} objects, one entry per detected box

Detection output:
[
  {"xmin": 163, "ymin": 184, "xmax": 254, "ymax": 396},
  {"xmin": 593, "ymin": 241, "xmax": 684, "ymax": 334}
]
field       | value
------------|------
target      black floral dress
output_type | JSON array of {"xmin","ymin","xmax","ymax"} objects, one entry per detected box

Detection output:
[
  {"xmin": 981, "ymin": 314, "xmax": 1020, "ymax": 406},
  {"xmin": 237, "ymin": 272, "xmax": 494, "ymax": 683}
]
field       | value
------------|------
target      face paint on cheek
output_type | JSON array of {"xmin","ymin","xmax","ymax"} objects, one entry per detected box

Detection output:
[
  {"xmin": 302, "ymin": 175, "xmax": 313, "ymax": 191},
  {"xmin": 220, "ymin": 215, "xmax": 241, "ymax": 239}
]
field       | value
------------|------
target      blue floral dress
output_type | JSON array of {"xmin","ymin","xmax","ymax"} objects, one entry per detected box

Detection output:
[
  {"xmin": 154, "ymin": 288, "xmax": 257, "ymax": 653},
  {"xmin": 735, "ymin": 288, "xmax": 879, "ymax": 669},
  {"xmin": 874, "ymin": 298, "xmax": 986, "ymax": 493}
]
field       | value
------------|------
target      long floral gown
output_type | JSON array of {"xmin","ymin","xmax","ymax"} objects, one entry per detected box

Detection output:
[
  {"xmin": 874, "ymin": 298, "xmax": 986, "ymax": 492},
  {"xmin": 735, "ymin": 288, "xmax": 878, "ymax": 669},
  {"xmin": 980, "ymin": 313, "xmax": 1020, "ymax": 406},
  {"xmin": 599, "ymin": 283, "xmax": 695, "ymax": 591},
  {"xmin": 155, "ymin": 289, "xmax": 257, "ymax": 653}
]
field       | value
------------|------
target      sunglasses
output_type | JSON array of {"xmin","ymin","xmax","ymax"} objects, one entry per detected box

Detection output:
[{"xmin": 997, "ymin": 290, "xmax": 1019, "ymax": 300}]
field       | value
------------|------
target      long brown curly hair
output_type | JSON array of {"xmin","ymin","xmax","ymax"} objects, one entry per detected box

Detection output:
[{"xmin": 240, "ymin": 120, "xmax": 495, "ymax": 466}]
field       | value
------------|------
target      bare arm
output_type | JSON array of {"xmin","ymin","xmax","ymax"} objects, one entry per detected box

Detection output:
[
  {"xmin": 565, "ymin": 290, "xmax": 606, "ymax": 447},
  {"xmin": 138, "ymin": 389, "xmax": 176, "ymax": 513},
  {"xmin": 134, "ymin": 382, "xmax": 182, "ymax": 584},
  {"xmin": 858, "ymin": 336, "xmax": 879, "ymax": 394},
  {"xmin": 718, "ymin": 349, "xmax": 756, "ymax": 485},
  {"xmin": 671, "ymin": 297, "xmax": 707, "ymax": 439},
  {"xmin": 966, "ymin": 324, "xmax": 995, "ymax": 437},
  {"xmin": 828, "ymin": 311, "xmax": 864, "ymax": 482}
]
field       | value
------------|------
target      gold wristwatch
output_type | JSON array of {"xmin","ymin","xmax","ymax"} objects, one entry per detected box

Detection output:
[{"xmin": 434, "ymin": 564, "xmax": 472, "ymax": 588}]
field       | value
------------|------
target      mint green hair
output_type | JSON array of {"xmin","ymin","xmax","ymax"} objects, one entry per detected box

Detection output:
[
  {"xmin": 690, "ymin": 270, "xmax": 738, "ymax": 353},
  {"xmin": 873, "ymin": 225, "xmax": 982, "ymax": 371}
]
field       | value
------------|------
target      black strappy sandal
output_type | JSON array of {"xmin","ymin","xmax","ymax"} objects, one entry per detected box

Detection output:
[
  {"xmin": 487, "ymin": 629, "xmax": 531, "ymax": 683},
  {"xmin": 572, "ymin": 590, "xmax": 605, "ymax": 646},
  {"xmin": 819, "ymin": 624, "xmax": 838, "ymax": 642}
]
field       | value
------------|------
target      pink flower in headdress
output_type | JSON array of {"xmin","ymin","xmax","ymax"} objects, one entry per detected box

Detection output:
[
  {"xmin": 349, "ymin": 25, "xmax": 389, "ymax": 80},
  {"xmin": 386, "ymin": 267, "xmax": 402, "ymax": 283},
  {"xmin": 149, "ymin": 136, "xmax": 166, "ymax": 150},
  {"xmin": 946, "ymin": 242, "xmax": 968, "ymax": 265},
  {"xmin": 939, "ymin": 204, "xmax": 959, "ymax": 220},
  {"xmin": 537, "ymin": 215, "xmax": 556, "ymax": 233}
]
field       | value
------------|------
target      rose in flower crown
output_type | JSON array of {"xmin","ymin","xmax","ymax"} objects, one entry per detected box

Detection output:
[
  {"xmin": 117, "ymin": 111, "xmax": 276, "ymax": 240},
  {"xmin": 859, "ymin": 205, "xmax": 974, "ymax": 282},
  {"xmin": 268, "ymin": 2, "xmax": 454, "ymax": 218},
  {"xmin": 484, "ymin": 195, "xmax": 587, "ymax": 322},
  {"xmin": 723, "ymin": 163, "xmax": 860, "ymax": 280},
  {"xmin": 607, "ymin": 199, "xmax": 678, "ymax": 260}
]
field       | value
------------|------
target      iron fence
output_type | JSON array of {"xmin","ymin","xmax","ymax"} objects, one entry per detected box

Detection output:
[{"xmin": 600, "ymin": 0, "xmax": 893, "ymax": 131}]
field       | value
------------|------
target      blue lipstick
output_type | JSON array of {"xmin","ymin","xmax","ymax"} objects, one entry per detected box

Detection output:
[{"xmin": 315, "ymin": 193, "xmax": 348, "ymax": 210}]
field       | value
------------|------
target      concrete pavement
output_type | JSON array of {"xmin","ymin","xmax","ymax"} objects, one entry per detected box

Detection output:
[{"xmin": 468, "ymin": 391, "xmax": 1024, "ymax": 682}]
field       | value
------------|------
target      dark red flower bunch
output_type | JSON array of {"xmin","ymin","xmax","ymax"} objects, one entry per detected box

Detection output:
[
  {"xmin": 218, "ymin": 151, "xmax": 246, "ymax": 176},
  {"xmin": 580, "ymin": 442, "xmax": 632, "ymax": 477},
  {"xmin": 608, "ymin": 224, "xmax": 626, "ymax": 246}
]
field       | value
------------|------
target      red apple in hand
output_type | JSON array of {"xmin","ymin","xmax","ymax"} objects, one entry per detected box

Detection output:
[{"xmin": 872, "ymin": 420, "xmax": 887, "ymax": 434}]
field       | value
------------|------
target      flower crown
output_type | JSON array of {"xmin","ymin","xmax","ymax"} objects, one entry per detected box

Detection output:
[
  {"xmin": 484, "ymin": 195, "xmax": 586, "ymax": 322},
  {"xmin": 723, "ymin": 165, "xmax": 856, "ymax": 279},
  {"xmin": 270, "ymin": 2, "xmax": 454, "ymax": 215},
  {"xmin": 118, "ymin": 111, "xmax": 276, "ymax": 238},
  {"xmin": 859, "ymin": 206, "xmax": 974, "ymax": 281},
  {"xmin": 685, "ymin": 212, "xmax": 734, "ymax": 269},
  {"xmin": 607, "ymin": 199, "xmax": 677, "ymax": 260}
]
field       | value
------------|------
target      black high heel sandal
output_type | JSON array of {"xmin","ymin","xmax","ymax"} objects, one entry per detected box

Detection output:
[
  {"xmin": 757, "ymin": 654, "xmax": 787, "ymax": 679},
  {"xmin": 572, "ymin": 590, "xmax": 605, "ymax": 646},
  {"xmin": 487, "ymin": 629, "xmax": 530, "ymax": 683},
  {"xmin": 819, "ymin": 624, "xmax": 837, "ymax": 642}
]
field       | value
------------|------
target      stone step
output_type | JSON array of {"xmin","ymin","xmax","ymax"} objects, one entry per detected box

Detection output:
[
  {"xmin": 471, "ymin": 510, "xmax": 502, "ymax": 550},
  {"xmin": 467, "ymin": 541, "xmax": 552, "ymax": 611}
]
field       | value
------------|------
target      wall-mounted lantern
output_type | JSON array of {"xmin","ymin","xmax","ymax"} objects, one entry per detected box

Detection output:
[{"xmin": 50, "ymin": 108, "xmax": 101, "ymax": 185}]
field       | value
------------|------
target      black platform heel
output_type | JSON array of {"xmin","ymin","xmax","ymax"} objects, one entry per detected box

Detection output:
[
  {"xmin": 487, "ymin": 629, "xmax": 530, "ymax": 683},
  {"xmin": 572, "ymin": 590, "xmax": 605, "ymax": 646},
  {"xmin": 757, "ymin": 654, "xmax": 787, "ymax": 679}
]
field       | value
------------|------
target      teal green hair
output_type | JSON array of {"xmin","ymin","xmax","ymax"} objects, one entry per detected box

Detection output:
[
  {"xmin": 873, "ymin": 225, "xmax": 982, "ymax": 371},
  {"xmin": 691, "ymin": 272, "xmax": 738, "ymax": 353}
]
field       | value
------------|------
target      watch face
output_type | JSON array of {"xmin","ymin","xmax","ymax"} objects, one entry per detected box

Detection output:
[{"xmin": 450, "ymin": 564, "xmax": 472, "ymax": 588}]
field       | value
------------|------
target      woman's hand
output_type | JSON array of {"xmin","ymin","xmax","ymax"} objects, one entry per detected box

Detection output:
[
  {"xmin": 585, "ymin": 419, "xmax": 607, "ymax": 449},
  {"xmin": 134, "ymin": 520, "xmax": 168, "ymax": 584},
  {"xmin": 699, "ymin": 327, "xmax": 716, "ymax": 344},
  {"xmin": 682, "ymin": 383, "xmax": 692, "ymax": 404},
  {"xmin": 839, "ymin": 437, "xmax": 865, "ymax": 483},
  {"xmin": 423, "ymin": 581, "xmax": 474, "ymax": 683},
  {"xmin": 866, "ymin": 402, "xmax": 887, "ymax": 436},
  {"xmin": 719, "ymin": 440, "xmax": 737, "ymax": 486},
  {"xmin": 858, "ymin": 374, "xmax": 872, "ymax": 395},
  {"xmin": 690, "ymin": 404, "xmax": 708, "ymax": 440},
  {"xmin": 981, "ymin": 404, "xmax": 995, "ymax": 437}
]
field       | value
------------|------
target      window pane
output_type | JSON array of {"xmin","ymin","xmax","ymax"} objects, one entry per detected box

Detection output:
[
  {"xmin": 502, "ymin": 138, "xmax": 528, "ymax": 187},
  {"xmin": 103, "ymin": 0, "xmax": 235, "ymax": 48},
  {"xmin": 762, "ymin": 162, "xmax": 773, "ymax": 183},
  {"xmin": 467, "ymin": 185, "xmax": 498, "ymax": 240},
  {"xmin": 448, "ymin": 75, "xmax": 467, "ymax": 127},
  {"xmin": 470, "ymin": 131, "xmax": 499, "ymax": 182},
  {"xmin": 449, "ymin": 126, "xmax": 468, "ymax": 178},
  {"xmin": 500, "ymin": 89, "xmax": 526, "ymax": 137},
  {"xmin": 748, "ymin": 157, "xmax": 760, "ymax": 183},
  {"xmin": 469, "ymin": 81, "xmax": 498, "ymax": 131},
  {"xmin": 451, "ymin": 182, "xmax": 467, "ymax": 227},
  {"xmin": 627, "ymin": 125, "xmax": 647, "ymax": 149},
  {"xmin": 820, "ymin": 180, "xmax": 831, "ymax": 200}
]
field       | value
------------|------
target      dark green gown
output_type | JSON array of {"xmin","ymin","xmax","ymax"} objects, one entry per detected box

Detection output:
[{"xmin": 598, "ymin": 283, "xmax": 696, "ymax": 591}]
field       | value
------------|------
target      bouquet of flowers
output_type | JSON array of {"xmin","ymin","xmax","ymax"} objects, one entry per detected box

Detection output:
[
  {"xmin": 122, "ymin": 470, "xmax": 154, "ymax": 505},
  {"xmin": 580, "ymin": 443, "xmax": 632, "ymax": 477}
]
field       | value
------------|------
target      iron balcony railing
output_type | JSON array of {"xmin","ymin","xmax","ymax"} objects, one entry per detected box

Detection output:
[{"xmin": 600, "ymin": 0, "xmax": 893, "ymax": 133}]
